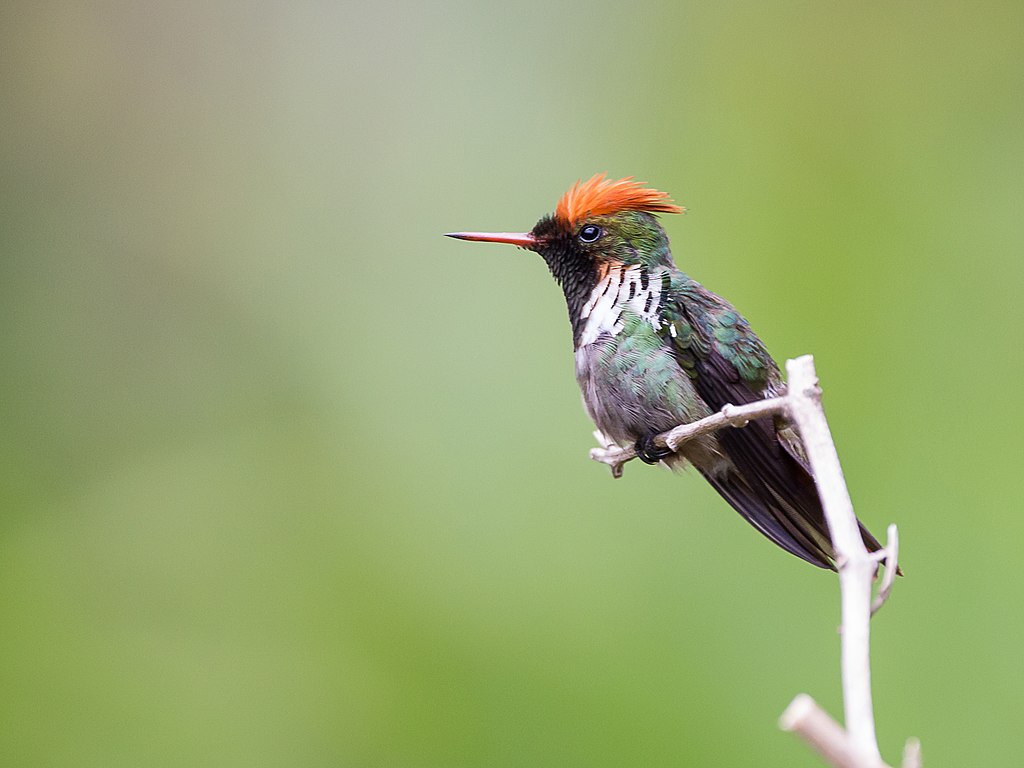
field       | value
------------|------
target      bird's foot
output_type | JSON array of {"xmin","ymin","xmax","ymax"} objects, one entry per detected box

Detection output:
[{"xmin": 634, "ymin": 434, "xmax": 674, "ymax": 465}]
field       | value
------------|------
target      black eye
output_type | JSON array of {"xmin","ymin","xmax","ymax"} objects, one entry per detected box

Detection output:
[{"xmin": 578, "ymin": 225, "xmax": 602, "ymax": 243}]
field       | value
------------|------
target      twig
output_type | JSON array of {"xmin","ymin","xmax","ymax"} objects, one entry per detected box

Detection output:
[
  {"xmin": 586, "ymin": 354, "xmax": 910, "ymax": 767},
  {"xmin": 780, "ymin": 694, "xmax": 890, "ymax": 768},
  {"xmin": 784, "ymin": 355, "xmax": 883, "ymax": 766},
  {"xmin": 588, "ymin": 395, "xmax": 789, "ymax": 478},
  {"xmin": 901, "ymin": 738, "xmax": 922, "ymax": 768},
  {"xmin": 871, "ymin": 524, "xmax": 899, "ymax": 616}
]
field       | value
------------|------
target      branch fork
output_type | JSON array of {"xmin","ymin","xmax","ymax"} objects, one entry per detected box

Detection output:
[{"xmin": 588, "ymin": 355, "xmax": 915, "ymax": 767}]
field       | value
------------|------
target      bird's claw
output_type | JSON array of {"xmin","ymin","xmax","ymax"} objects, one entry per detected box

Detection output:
[{"xmin": 634, "ymin": 434, "xmax": 674, "ymax": 465}]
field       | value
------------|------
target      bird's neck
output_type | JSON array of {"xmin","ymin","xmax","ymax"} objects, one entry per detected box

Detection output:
[
  {"xmin": 540, "ymin": 248, "xmax": 600, "ymax": 346},
  {"xmin": 572, "ymin": 261, "xmax": 674, "ymax": 348}
]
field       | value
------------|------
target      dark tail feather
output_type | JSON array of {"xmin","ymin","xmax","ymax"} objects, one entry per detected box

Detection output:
[
  {"xmin": 699, "ymin": 468, "xmax": 836, "ymax": 569},
  {"xmin": 699, "ymin": 459, "xmax": 890, "ymax": 571},
  {"xmin": 857, "ymin": 519, "xmax": 883, "ymax": 553}
]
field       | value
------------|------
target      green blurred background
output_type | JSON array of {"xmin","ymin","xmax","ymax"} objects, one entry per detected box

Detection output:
[{"xmin": 2, "ymin": 0, "xmax": 1021, "ymax": 765}]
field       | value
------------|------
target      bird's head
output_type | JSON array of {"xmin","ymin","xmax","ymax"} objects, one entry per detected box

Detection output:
[{"xmin": 447, "ymin": 174, "xmax": 685, "ymax": 282}]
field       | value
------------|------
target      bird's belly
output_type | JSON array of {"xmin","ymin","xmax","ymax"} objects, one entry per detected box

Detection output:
[{"xmin": 574, "ymin": 329, "xmax": 720, "ymax": 464}]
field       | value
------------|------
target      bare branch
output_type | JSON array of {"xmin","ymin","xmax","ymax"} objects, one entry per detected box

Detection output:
[
  {"xmin": 588, "ymin": 395, "xmax": 788, "ymax": 477},
  {"xmin": 586, "ymin": 354, "xmax": 910, "ymax": 767},
  {"xmin": 871, "ymin": 524, "xmax": 900, "ymax": 616},
  {"xmin": 780, "ymin": 694, "xmax": 891, "ymax": 768},
  {"xmin": 784, "ymin": 355, "xmax": 883, "ymax": 767},
  {"xmin": 901, "ymin": 738, "xmax": 922, "ymax": 768}
]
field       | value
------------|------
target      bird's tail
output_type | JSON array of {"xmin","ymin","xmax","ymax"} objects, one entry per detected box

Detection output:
[{"xmin": 697, "ymin": 467, "xmax": 886, "ymax": 571}]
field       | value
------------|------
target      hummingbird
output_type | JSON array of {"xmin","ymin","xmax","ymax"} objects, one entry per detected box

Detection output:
[{"xmin": 447, "ymin": 173, "xmax": 884, "ymax": 569}]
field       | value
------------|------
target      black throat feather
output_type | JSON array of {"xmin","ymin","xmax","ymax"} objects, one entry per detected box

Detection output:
[{"xmin": 531, "ymin": 216, "xmax": 598, "ymax": 346}]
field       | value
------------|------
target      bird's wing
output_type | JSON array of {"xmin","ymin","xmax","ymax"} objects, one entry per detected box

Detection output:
[{"xmin": 660, "ymin": 278, "xmax": 838, "ymax": 567}]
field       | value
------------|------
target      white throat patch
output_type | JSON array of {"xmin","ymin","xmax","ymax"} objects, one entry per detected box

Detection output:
[{"xmin": 579, "ymin": 265, "xmax": 667, "ymax": 346}]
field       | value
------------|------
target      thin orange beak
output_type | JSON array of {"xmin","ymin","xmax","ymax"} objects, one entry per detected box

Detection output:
[{"xmin": 445, "ymin": 231, "xmax": 538, "ymax": 249}]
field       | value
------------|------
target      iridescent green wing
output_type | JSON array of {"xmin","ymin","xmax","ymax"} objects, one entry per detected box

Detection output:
[
  {"xmin": 659, "ymin": 274, "xmax": 885, "ymax": 566},
  {"xmin": 660, "ymin": 277, "xmax": 779, "ymax": 405},
  {"xmin": 659, "ymin": 275, "xmax": 837, "ymax": 568}
]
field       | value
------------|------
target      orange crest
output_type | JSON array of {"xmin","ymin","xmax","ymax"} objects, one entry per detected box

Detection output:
[{"xmin": 554, "ymin": 173, "xmax": 683, "ymax": 227}]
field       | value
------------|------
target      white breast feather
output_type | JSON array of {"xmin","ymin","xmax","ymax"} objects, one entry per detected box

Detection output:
[{"xmin": 579, "ymin": 266, "xmax": 665, "ymax": 346}]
